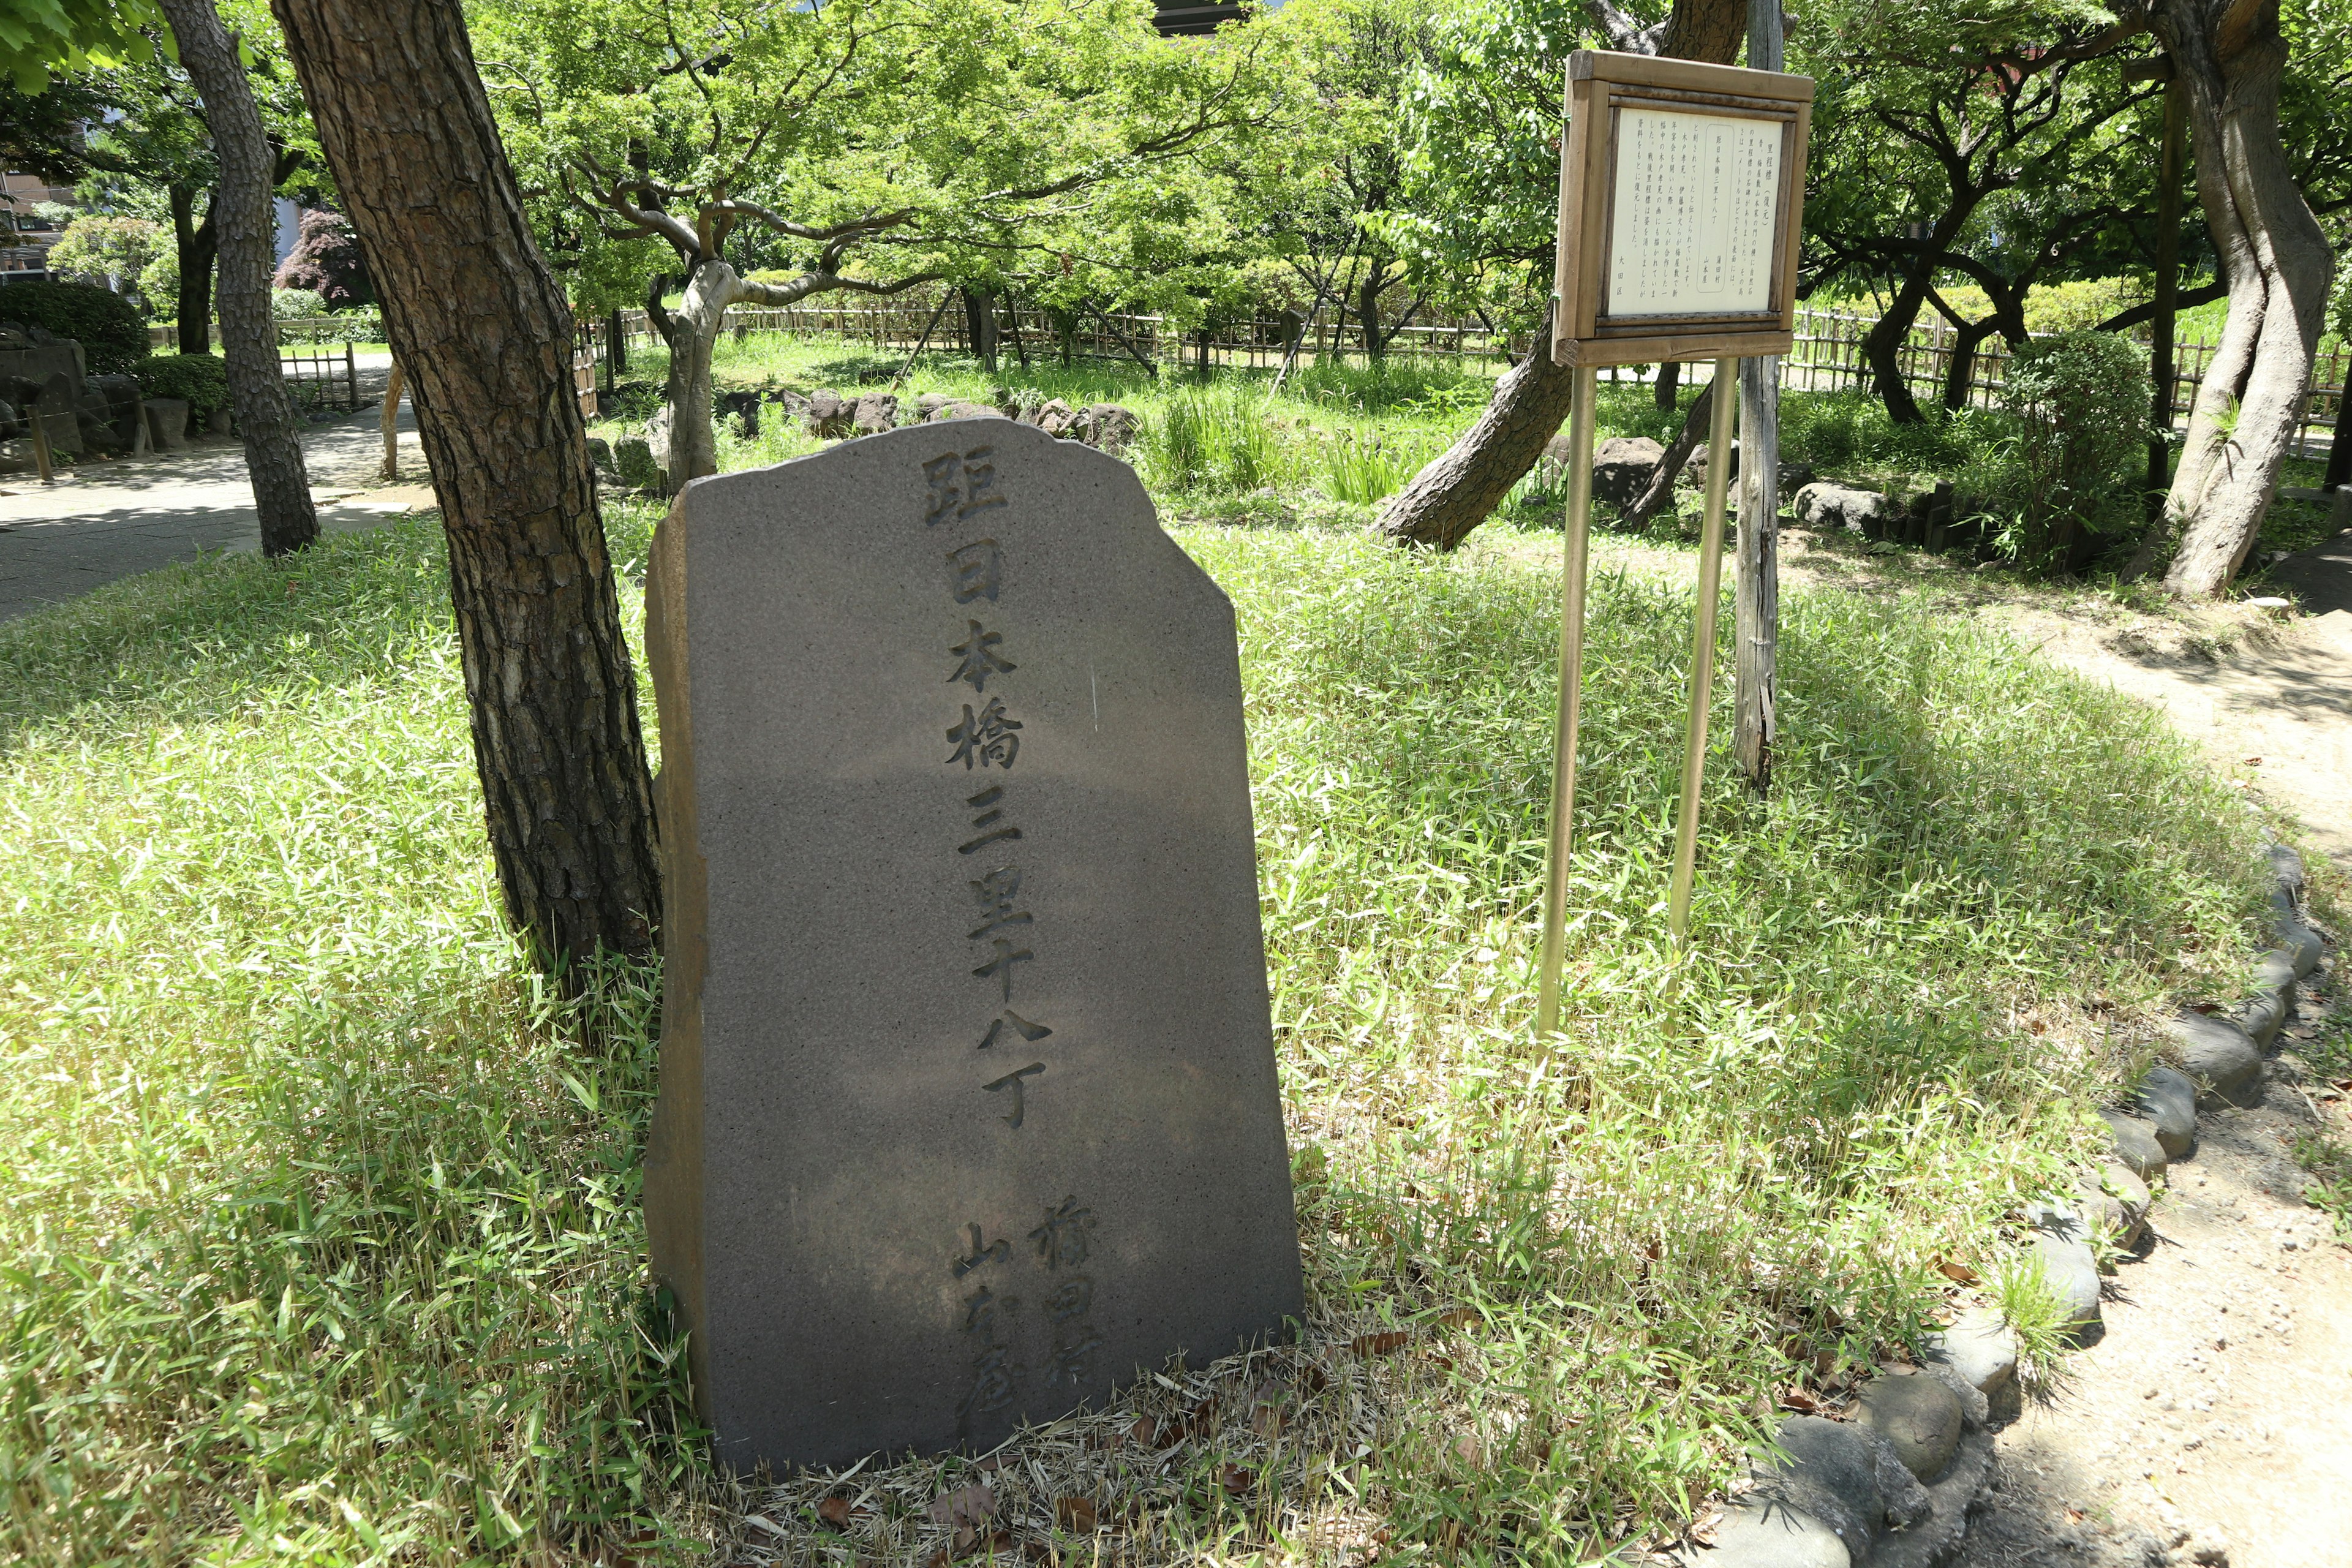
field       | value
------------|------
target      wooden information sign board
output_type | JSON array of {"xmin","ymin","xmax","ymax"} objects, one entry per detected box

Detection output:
[
  {"xmin": 1534, "ymin": 51, "xmax": 1814, "ymax": 1036},
  {"xmin": 1552, "ymin": 53, "xmax": 1813, "ymax": 368}
]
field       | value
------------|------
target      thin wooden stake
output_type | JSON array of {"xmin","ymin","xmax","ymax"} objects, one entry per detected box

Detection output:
[
  {"xmin": 29, "ymin": 401, "xmax": 55, "ymax": 484},
  {"xmin": 380, "ymin": 360, "xmax": 404, "ymax": 480},
  {"xmin": 1535, "ymin": 364, "xmax": 1600, "ymax": 1039},
  {"xmin": 1671, "ymin": 358, "xmax": 1740, "ymax": 948}
]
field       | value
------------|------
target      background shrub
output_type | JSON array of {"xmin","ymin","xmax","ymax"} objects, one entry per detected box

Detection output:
[
  {"xmin": 271, "ymin": 209, "xmax": 371, "ymax": 309},
  {"xmin": 134, "ymin": 352, "xmax": 230, "ymax": 422},
  {"xmin": 271, "ymin": 287, "xmax": 328, "ymax": 320},
  {"xmin": 1997, "ymin": 331, "xmax": 2150, "ymax": 568},
  {"xmin": 0, "ymin": 279, "xmax": 152, "ymax": 375}
]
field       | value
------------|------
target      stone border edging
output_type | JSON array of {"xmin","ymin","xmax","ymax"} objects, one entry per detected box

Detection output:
[{"xmin": 1687, "ymin": 843, "xmax": 2331, "ymax": 1568}]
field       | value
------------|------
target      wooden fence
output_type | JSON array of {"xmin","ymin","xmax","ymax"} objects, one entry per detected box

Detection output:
[
  {"xmin": 603, "ymin": 292, "xmax": 2343, "ymax": 454},
  {"xmin": 279, "ymin": 342, "xmax": 359, "ymax": 413}
]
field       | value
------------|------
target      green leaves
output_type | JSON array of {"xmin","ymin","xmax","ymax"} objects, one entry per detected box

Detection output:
[{"xmin": 0, "ymin": 0, "xmax": 161, "ymax": 96}]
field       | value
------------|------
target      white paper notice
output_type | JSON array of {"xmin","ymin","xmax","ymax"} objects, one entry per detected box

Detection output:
[{"xmin": 1605, "ymin": 108, "xmax": 1782, "ymax": 317}]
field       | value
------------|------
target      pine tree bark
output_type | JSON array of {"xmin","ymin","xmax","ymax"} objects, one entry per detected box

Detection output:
[
  {"xmin": 270, "ymin": 0, "xmax": 663, "ymax": 968},
  {"xmin": 1374, "ymin": 0, "xmax": 1747, "ymax": 549},
  {"xmin": 160, "ymin": 0, "xmax": 315, "ymax": 556},
  {"xmin": 2144, "ymin": 0, "xmax": 2334, "ymax": 597},
  {"xmin": 1732, "ymin": 0, "xmax": 1784, "ymax": 793}
]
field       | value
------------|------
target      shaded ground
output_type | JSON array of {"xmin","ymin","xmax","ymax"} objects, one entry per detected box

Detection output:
[
  {"xmin": 1954, "ymin": 963, "xmax": 2352, "ymax": 1568},
  {"xmin": 0, "ymin": 390, "xmax": 429, "ymax": 623}
]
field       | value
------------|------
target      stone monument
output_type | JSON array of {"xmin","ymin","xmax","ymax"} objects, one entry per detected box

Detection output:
[{"xmin": 644, "ymin": 418, "xmax": 1303, "ymax": 1474}]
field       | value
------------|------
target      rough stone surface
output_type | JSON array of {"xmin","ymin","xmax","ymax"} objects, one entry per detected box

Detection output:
[
  {"xmin": 1030, "ymin": 398, "xmax": 1081, "ymax": 439},
  {"xmin": 1752, "ymin": 1416, "xmax": 1927, "ymax": 1558},
  {"xmin": 1702, "ymin": 1498, "xmax": 1852, "ymax": 1567},
  {"xmin": 1793, "ymin": 481, "xmax": 1894, "ymax": 535},
  {"xmin": 2251, "ymin": 949, "xmax": 2298, "ymax": 993},
  {"xmin": 1858, "ymin": 1370, "xmax": 1964, "ymax": 1482},
  {"xmin": 642, "ymin": 418, "xmax": 1303, "ymax": 1474},
  {"xmin": 143, "ymin": 397, "xmax": 190, "ymax": 451},
  {"xmin": 2100, "ymin": 1109, "xmax": 2171, "ymax": 1180},
  {"xmin": 2133, "ymin": 1065, "xmax": 2198, "ymax": 1158},
  {"xmin": 1869, "ymin": 1429, "xmax": 1996, "ymax": 1568},
  {"xmin": 2264, "ymin": 841, "xmax": 2305, "ymax": 895},
  {"xmin": 851, "ymin": 391, "xmax": 899, "ymax": 435},
  {"xmin": 1076, "ymin": 402, "xmax": 1140, "ymax": 451},
  {"xmin": 2239, "ymin": 985, "xmax": 2288, "ymax": 1047},
  {"xmin": 914, "ymin": 393, "xmax": 952, "ymax": 421},
  {"xmin": 1587, "ymin": 434, "xmax": 1664, "ymax": 507},
  {"xmin": 930, "ymin": 399, "xmax": 1002, "ymax": 423},
  {"xmin": 2026, "ymin": 1201, "xmax": 2103, "ymax": 1330},
  {"xmin": 2165, "ymin": 1012, "xmax": 2264, "ymax": 1106},
  {"xmin": 1923, "ymin": 1306, "xmax": 2018, "ymax": 1395},
  {"xmin": 2079, "ymin": 1159, "xmax": 2152, "ymax": 1248},
  {"xmin": 2277, "ymin": 919, "xmax": 2323, "ymax": 978},
  {"xmin": 804, "ymin": 388, "xmax": 854, "ymax": 438}
]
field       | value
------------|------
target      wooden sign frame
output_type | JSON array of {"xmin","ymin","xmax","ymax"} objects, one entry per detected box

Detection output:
[{"xmin": 1551, "ymin": 51, "xmax": 1814, "ymax": 369}]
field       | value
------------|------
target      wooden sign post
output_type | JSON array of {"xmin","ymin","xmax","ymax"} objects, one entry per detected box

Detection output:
[{"xmin": 1535, "ymin": 51, "xmax": 1812, "ymax": 1037}]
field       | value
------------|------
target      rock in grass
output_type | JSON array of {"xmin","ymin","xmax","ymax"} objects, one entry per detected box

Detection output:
[
  {"xmin": 850, "ymin": 391, "xmax": 898, "ymax": 435},
  {"xmin": 1922, "ymin": 1306, "xmax": 2017, "ymax": 1396},
  {"xmin": 1030, "ymin": 398, "xmax": 1082, "ymax": 438},
  {"xmin": 2278, "ymin": 920, "xmax": 2323, "ymax": 978},
  {"xmin": 2100, "ymin": 1110, "xmax": 2169, "ymax": 1180},
  {"xmin": 1856, "ymin": 1370, "xmax": 1963, "ymax": 1482},
  {"xmin": 2252, "ymin": 949, "xmax": 2299, "ymax": 993},
  {"xmin": 1746, "ymin": 1416, "xmax": 1930, "ymax": 1560},
  {"xmin": 2133, "ymin": 1066, "xmax": 2196, "ymax": 1158},
  {"xmin": 1792, "ymin": 481, "xmax": 1894, "ymax": 536},
  {"xmin": 612, "ymin": 436, "xmax": 664, "ymax": 492},
  {"xmin": 2166, "ymin": 1012, "xmax": 2264, "ymax": 1105},
  {"xmin": 1586, "ymin": 434, "xmax": 1663, "ymax": 507},
  {"xmin": 2266, "ymin": 843, "xmax": 2305, "ymax": 900},
  {"xmin": 1701, "ymin": 1498, "xmax": 1852, "ymax": 1567},
  {"xmin": 2079, "ymin": 1160, "xmax": 2152, "ymax": 1248},
  {"xmin": 1077, "ymin": 402, "xmax": 1140, "ymax": 451},
  {"xmin": 929, "ymin": 399, "xmax": 1001, "ymax": 423},
  {"xmin": 2240, "ymin": 986, "xmax": 2287, "ymax": 1047},
  {"xmin": 2026, "ymin": 1201, "xmax": 2102, "ymax": 1330}
]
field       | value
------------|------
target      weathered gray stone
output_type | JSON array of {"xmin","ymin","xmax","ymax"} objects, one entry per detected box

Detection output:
[
  {"xmin": 2133, "ymin": 1066, "xmax": 2197, "ymax": 1158},
  {"xmin": 930, "ymin": 399, "xmax": 1002, "ymax": 423},
  {"xmin": 914, "ymin": 392, "xmax": 952, "ymax": 421},
  {"xmin": 1750, "ymin": 1416, "xmax": 1926, "ymax": 1559},
  {"xmin": 2166, "ymin": 1012, "xmax": 2263, "ymax": 1106},
  {"xmin": 2026, "ymin": 1201, "xmax": 2101, "ymax": 1330},
  {"xmin": 1701, "ymin": 1499, "xmax": 1851, "ymax": 1567},
  {"xmin": 2080, "ymin": 1159, "xmax": 2151, "ymax": 1248},
  {"xmin": 2252, "ymin": 949, "xmax": 2298, "ymax": 993},
  {"xmin": 1870, "ymin": 1429, "xmax": 1996, "ymax": 1568},
  {"xmin": 1030, "ymin": 398, "xmax": 1082, "ymax": 439},
  {"xmin": 2265, "ymin": 842, "xmax": 2305, "ymax": 900},
  {"xmin": 851, "ymin": 391, "xmax": 899, "ymax": 435},
  {"xmin": 2239, "ymin": 986, "xmax": 2287, "ymax": 1047},
  {"xmin": 143, "ymin": 397, "xmax": 189, "ymax": 450},
  {"xmin": 1077, "ymin": 402, "xmax": 1139, "ymax": 451},
  {"xmin": 1793, "ymin": 481, "xmax": 1894, "ymax": 535},
  {"xmin": 1858, "ymin": 1370, "xmax": 1964, "ymax": 1482},
  {"xmin": 1922, "ymin": 1307, "xmax": 2016, "ymax": 1396},
  {"xmin": 1588, "ymin": 435, "xmax": 1664, "ymax": 507},
  {"xmin": 804, "ymin": 388, "xmax": 854, "ymax": 437},
  {"xmin": 613, "ymin": 437, "xmax": 664, "ymax": 492},
  {"xmin": 2100, "ymin": 1110, "xmax": 2169, "ymax": 1181},
  {"xmin": 205, "ymin": 404, "xmax": 231, "ymax": 434},
  {"xmin": 2277, "ymin": 919, "xmax": 2323, "ymax": 978},
  {"xmin": 643, "ymin": 418, "xmax": 1303, "ymax": 1473}
]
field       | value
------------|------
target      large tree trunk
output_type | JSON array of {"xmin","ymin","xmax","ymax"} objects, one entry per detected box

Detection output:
[
  {"xmin": 2325, "ymin": 373, "xmax": 2351, "ymax": 493},
  {"xmin": 168, "ymin": 182, "xmax": 217, "ymax": 354},
  {"xmin": 658, "ymin": 259, "xmax": 741, "ymax": 489},
  {"xmin": 2147, "ymin": 0, "xmax": 2334, "ymax": 598},
  {"xmin": 1373, "ymin": 0, "xmax": 1749, "ymax": 549},
  {"xmin": 271, "ymin": 0, "xmax": 664, "ymax": 969},
  {"xmin": 160, "ymin": 0, "xmax": 316, "ymax": 556}
]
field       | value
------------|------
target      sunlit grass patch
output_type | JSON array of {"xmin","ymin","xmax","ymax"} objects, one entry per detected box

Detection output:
[{"xmin": 0, "ymin": 494, "xmax": 2267, "ymax": 1564}]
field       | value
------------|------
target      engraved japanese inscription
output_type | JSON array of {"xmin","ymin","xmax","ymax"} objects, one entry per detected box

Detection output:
[
  {"xmin": 1604, "ymin": 108, "xmax": 1782, "ymax": 318},
  {"xmin": 641, "ymin": 418, "xmax": 1304, "ymax": 1473}
]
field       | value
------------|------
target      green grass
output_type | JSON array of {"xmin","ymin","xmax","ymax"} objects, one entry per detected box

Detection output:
[{"xmin": 0, "ymin": 429, "xmax": 2277, "ymax": 1562}]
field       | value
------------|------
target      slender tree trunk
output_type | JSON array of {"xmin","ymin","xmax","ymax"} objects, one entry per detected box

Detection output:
[
  {"xmin": 161, "ymin": 0, "xmax": 315, "ymax": 555},
  {"xmin": 1654, "ymin": 358, "xmax": 1681, "ymax": 411},
  {"xmin": 1357, "ymin": 266, "xmax": 1386, "ymax": 364},
  {"xmin": 964, "ymin": 287, "xmax": 1000, "ymax": 372},
  {"xmin": 1626, "ymin": 378, "xmax": 1715, "ymax": 527},
  {"xmin": 1731, "ymin": 0, "xmax": 1784, "ymax": 793},
  {"xmin": 168, "ymin": 183, "xmax": 217, "ymax": 354},
  {"xmin": 2147, "ymin": 0, "xmax": 2334, "ymax": 598},
  {"xmin": 2146, "ymin": 72, "xmax": 2187, "ymax": 515},
  {"xmin": 1942, "ymin": 318, "xmax": 1999, "ymax": 412},
  {"xmin": 1373, "ymin": 0, "xmax": 1749, "ymax": 549},
  {"xmin": 658, "ymin": 258, "xmax": 742, "ymax": 489},
  {"xmin": 271, "ymin": 0, "xmax": 663, "ymax": 968}
]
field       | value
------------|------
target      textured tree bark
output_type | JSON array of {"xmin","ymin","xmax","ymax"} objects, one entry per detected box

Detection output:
[
  {"xmin": 1733, "ymin": 0, "xmax": 1783, "ymax": 793},
  {"xmin": 160, "ymin": 0, "xmax": 316, "ymax": 557},
  {"xmin": 271, "ymin": 0, "xmax": 664, "ymax": 969},
  {"xmin": 2146, "ymin": 73, "xmax": 2187, "ymax": 514},
  {"xmin": 1653, "ymin": 358, "xmax": 1681, "ymax": 411},
  {"xmin": 168, "ymin": 183, "xmax": 217, "ymax": 355},
  {"xmin": 2146, "ymin": 0, "xmax": 2333, "ymax": 598},
  {"xmin": 1373, "ymin": 0, "xmax": 1747, "ymax": 549},
  {"xmin": 1624, "ymin": 378, "xmax": 1714, "ymax": 528}
]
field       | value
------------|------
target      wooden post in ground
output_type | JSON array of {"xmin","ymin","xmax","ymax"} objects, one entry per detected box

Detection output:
[
  {"xmin": 1671, "ymin": 359, "xmax": 1740, "ymax": 948},
  {"xmin": 1534, "ymin": 366, "xmax": 1599, "ymax": 1039},
  {"xmin": 28, "ymin": 401, "xmax": 54, "ymax": 484},
  {"xmin": 380, "ymin": 360, "xmax": 403, "ymax": 481}
]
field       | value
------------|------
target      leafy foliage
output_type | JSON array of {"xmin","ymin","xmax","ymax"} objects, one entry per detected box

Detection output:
[
  {"xmin": 0, "ymin": 278, "xmax": 150, "ymax": 374},
  {"xmin": 134, "ymin": 350, "xmax": 228, "ymax": 420},
  {"xmin": 1998, "ymin": 330, "xmax": 2151, "ymax": 564},
  {"xmin": 271, "ymin": 208, "xmax": 371, "ymax": 308}
]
